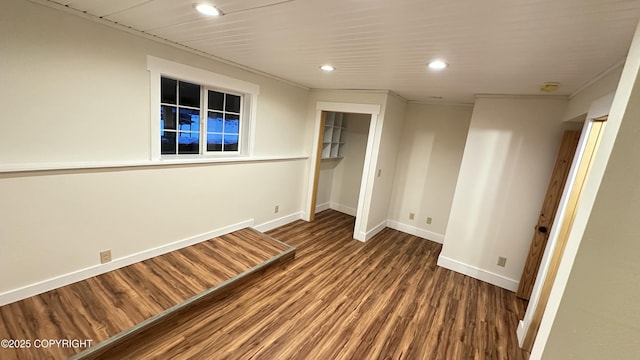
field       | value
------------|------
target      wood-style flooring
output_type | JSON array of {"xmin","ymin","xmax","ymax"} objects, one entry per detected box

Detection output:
[
  {"xmin": 0, "ymin": 228, "xmax": 292, "ymax": 360},
  {"xmin": 84, "ymin": 210, "xmax": 529, "ymax": 359}
]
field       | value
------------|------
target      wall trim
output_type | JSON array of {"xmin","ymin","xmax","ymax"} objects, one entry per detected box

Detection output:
[
  {"xmin": 475, "ymin": 94, "xmax": 569, "ymax": 100},
  {"xmin": 0, "ymin": 219, "xmax": 254, "ymax": 306},
  {"xmin": 407, "ymin": 100, "xmax": 475, "ymax": 107},
  {"xmin": 436, "ymin": 255, "xmax": 519, "ymax": 291},
  {"xmin": 253, "ymin": 212, "xmax": 305, "ymax": 233},
  {"xmin": 147, "ymin": 56, "xmax": 260, "ymax": 95},
  {"xmin": 315, "ymin": 202, "xmax": 331, "ymax": 214},
  {"xmin": 315, "ymin": 101, "xmax": 381, "ymax": 115},
  {"xmin": 386, "ymin": 220, "xmax": 444, "ymax": 243},
  {"xmin": 330, "ymin": 202, "xmax": 357, "ymax": 216},
  {"xmin": 387, "ymin": 90, "xmax": 409, "ymax": 104},
  {"xmin": 569, "ymin": 58, "xmax": 626, "ymax": 99},
  {"xmin": 517, "ymin": 320, "xmax": 527, "ymax": 347},
  {"xmin": 355, "ymin": 220, "xmax": 387, "ymax": 242},
  {"xmin": 310, "ymin": 89, "xmax": 390, "ymax": 95},
  {"xmin": 0, "ymin": 155, "xmax": 308, "ymax": 174}
]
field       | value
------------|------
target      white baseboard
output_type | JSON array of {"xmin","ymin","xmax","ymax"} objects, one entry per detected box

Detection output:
[
  {"xmin": 386, "ymin": 220, "xmax": 444, "ymax": 243},
  {"xmin": 253, "ymin": 212, "xmax": 304, "ymax": 233},
  {"xmin": 0, "ymin": 219, "xmax": 254, "ymax": 307},
  {"xmin": 355, "ymin": 219, "xmax": 387, "ymax": 242},
  {"xmin": 437, "ymin": 255, "xmax": 519, "ymax": 291},
  {"xmin": 330, "ymin": 202, "xmax": 357, "ymax": 216},
  {"xmin": 517, "ymin": 320, "xmax": 527, "ymax": 347},
  {"xmin": 315, "ymin": 202, "xmax": 330, "ymax": 213}
]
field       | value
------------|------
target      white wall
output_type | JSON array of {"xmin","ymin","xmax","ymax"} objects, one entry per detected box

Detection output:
[
  {"xmin": 531, "ymin": 20, "xmax": 640, "ymax": 359},
  {"xmin": 0, "ymin": 0, "xmax": 310, "ymax": 304},
  {"xmin": 365, "ymin": 93, "xmax": 407, "ymax": 233},
  {"xmin": 329, "ymin": 113, "xmax": 370, "ymax": 215},
  {"xmin": 387, "ymin": 103, "xmax": 472, "ymax": 243},
  {"xmin": 438, "ymin": 96, "xmax": 569, "ymax": 291},
  {"xmin": 0, "ymin": 1, "xmax": 308, "ymax": 163},
  {"xmin": 316, "ymin": 161, "xmax": 336, "ymax": 211}
]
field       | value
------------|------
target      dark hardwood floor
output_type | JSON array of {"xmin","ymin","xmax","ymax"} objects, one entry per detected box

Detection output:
[
  {"xmin": 87, "ymin": 210, "xmax": 529, "ymax": 359},
  {"xmin": 0, "ymin": 229, "xmax": 291, "ymax": 360}
]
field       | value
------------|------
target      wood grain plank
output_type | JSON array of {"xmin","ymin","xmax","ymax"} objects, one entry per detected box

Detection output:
[
  {"xmin": 0, "ymin": 229, "xmax": 290, "ymax": 360},
  {"xmin": 87, "ymin": 210, "xmax": 527, "ymax": 360}
]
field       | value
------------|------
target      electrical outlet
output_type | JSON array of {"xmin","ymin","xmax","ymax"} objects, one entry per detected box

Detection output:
[
  {"xmin": 377, "ymin": 169, "xmax": 382, "ymax": 177},
  {"xmin": 426, "ymin": 217, "xmax": 432, "ymax": 224},
  {"xmin": 274, "ymin": 205, "xmax": 279, "ymax": 213},
  {"xmin": 100, "ymin": 250, "xmax": 112, "ymax": 264},
  {"xmin": 409, "ymin": 213, "xmax": 415, "ymax": 220},
  {"xmin": 497, "ymin": 256, "xmax": 507, "ymax": 267}
]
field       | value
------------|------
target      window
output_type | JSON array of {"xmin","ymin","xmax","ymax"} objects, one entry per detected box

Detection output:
[
  {"xmin": 160, "ymin": 77, "xmax": 243, "ymax": 155},
  {"xmin": 160, "ymin": 78, "xmax": 201, "ymax": 155},
  {"xmin": 148, "ymin": 56, "xmax": 259, "ymax": 160},
  {"xmin": 206, "ymin": 90, "xmax": 241, "ymax": 152}
]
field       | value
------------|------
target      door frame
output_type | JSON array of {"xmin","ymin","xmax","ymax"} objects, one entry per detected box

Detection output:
[
  {"xmin": 304, "ymin": 101, "xmax": 381, "ymax": 241},
  {"xmin": 517, "ymin": 115, "xmax": 608, "ymax": 352},
  {"xmin": 516, "ymin": 130, "xmax": 581, "ymax": 300}
]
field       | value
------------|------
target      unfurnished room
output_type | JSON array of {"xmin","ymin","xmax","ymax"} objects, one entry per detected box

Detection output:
[{"xmin": 2, "ymin": 0, "xmax": 640, "ymax": 359}]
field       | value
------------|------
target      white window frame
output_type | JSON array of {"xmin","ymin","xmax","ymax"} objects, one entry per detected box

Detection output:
[{"xmin": 147, "ymin": 56, "xmax": 259, "ymax": 160}]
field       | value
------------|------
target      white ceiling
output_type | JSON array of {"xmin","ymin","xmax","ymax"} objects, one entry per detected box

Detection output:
[{"xmin": 49, "ymin": 0, "xmax": 640, "ymax": 103}]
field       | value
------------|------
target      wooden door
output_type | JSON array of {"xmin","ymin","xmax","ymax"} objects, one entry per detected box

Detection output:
[
  {"xmin": 516, "ymin": 130, "xmax": 581, "ymax": 300},
  {"xmin": 521, "ymin": 117, "xmax": 607, "ymax": 351}
]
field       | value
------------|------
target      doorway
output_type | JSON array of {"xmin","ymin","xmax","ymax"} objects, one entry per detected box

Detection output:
[
  {"xmin": 305, "ymin": 102, "xmax": 381, "ymax": 241},
  {"xmin": 315, "ymin": 112, "xmax": 371, "ymax": 217},
  {"xmin": 517, "ymin": 130, "xmax": 581, "ymax": 300},
  {"xmin": 518, "ymin": 115, "xmax": 608, "ymax": 352}
]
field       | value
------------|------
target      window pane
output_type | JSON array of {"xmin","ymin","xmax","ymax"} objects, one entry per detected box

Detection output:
[
  {"xmin": 179, "ymin": 81, "xmax": 200, "ymax": 107},
  {"xmin": 225, "ymin": 94, "xmax": 241, "ymax": 113},
  {"xmin": 161, "ymin": 77, "xmax": 177, "ymax": 104},
  {"xmin": 161, "ymin": 131, "xmax": 176, "ymax": 154},
  {"xmin": 161, "ymin": 106, "xmax": 177, "ymax": 130},
  {"xmin": 224, "ymin": 114, "xmax": 239, "ymax": 134},
  {"xmin": 159, "ymin": 78, "xmax": 247, "ymax": 156},
  {"xmin": 178, "ymin": 108, "xmax": 200, "ymax": 133},
  {"xmin": 223, "ymin": 134, "xmax": 239, "ymax": 151},
  {"xmin": 207, "ymin": 133, "xmax": 223, "ymax": 151},
  {"xmin": 208, "ymin": 91, "xmax": 224, "ymax": 111},
  {"xmin": 178, "ymin": 131, "xmax": 199, "ymax": 154},
  {"xmin": 208, "ymin": 111, "xmax": 223, "ymax": 132}
]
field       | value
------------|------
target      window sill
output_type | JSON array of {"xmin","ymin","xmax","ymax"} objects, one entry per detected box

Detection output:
[{"xmin": 0, "ymin": 155, "xmax": 309, "ymax": 174}]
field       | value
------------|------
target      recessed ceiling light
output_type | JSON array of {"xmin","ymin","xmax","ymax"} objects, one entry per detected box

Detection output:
[
  {"xmin": 194, "ymin": 3, "xmax": 221, "ymax": 16},
  {"xmin": 320, "ymin": 64, "xmax": 335, "ymax": 72},
  {"xmin": 428, "ymin": 60, "xmax": 448, "ymax": 70}
]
